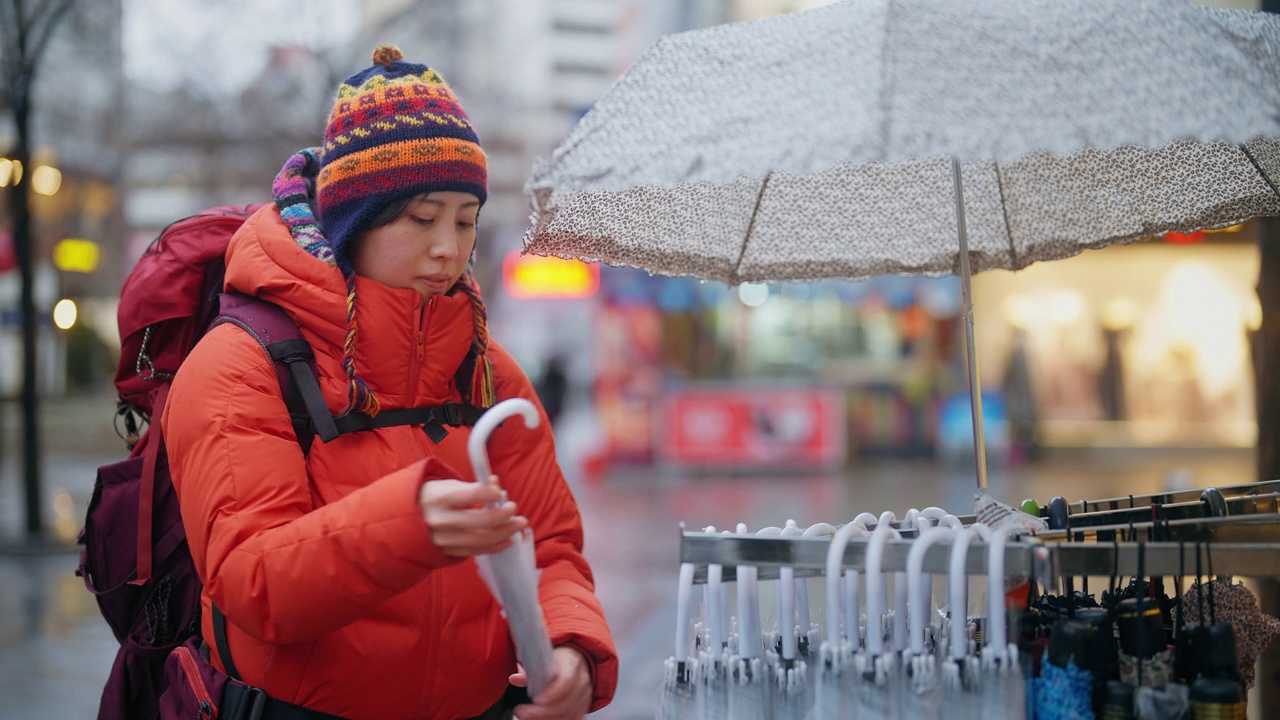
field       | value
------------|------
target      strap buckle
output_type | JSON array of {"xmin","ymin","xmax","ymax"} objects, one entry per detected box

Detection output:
[
  {"xmin": 223, "ymin": 683, "xmax": 267, "ymax": 720},
  {"xmin": 436, "ymin": 403, "xmax": 465, "ymax": 427}
]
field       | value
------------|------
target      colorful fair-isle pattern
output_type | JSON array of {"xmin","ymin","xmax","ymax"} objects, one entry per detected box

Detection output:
[
  {"xmin": 316, "ymin": 44, "xmax": 487, "ymax": 267},
  {"xmin": 272, "ymin": 148, "xmax": 333, "ymax": 265}
]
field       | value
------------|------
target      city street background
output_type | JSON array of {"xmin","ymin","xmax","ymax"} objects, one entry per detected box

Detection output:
[
  {"xmin": 2, "ymin": 1, "xmax": 1277, "ymax": 719},
  {"xmin": 0, "ymin": 392, "xmax": 1260, "ymax": 719}
]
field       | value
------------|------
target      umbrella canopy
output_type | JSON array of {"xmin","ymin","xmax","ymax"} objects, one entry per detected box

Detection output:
[{"xmin": 524, "ymin": 0, "xmax": 1280, "ymax": 285}]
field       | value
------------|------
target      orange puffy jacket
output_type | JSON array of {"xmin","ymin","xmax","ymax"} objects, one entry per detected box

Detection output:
[{"xmin": 161, "ymin": 205, "xmax": 617, "ymax": 720}]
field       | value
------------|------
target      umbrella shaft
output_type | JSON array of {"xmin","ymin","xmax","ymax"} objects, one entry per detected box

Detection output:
[{"xmin": 953, "ymin": 156, "xmax": 988, "ymax": 490}]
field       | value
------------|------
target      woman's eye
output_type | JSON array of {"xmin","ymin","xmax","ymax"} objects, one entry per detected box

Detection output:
[
  {"xmin": 457, "ymin": 220, "xmax": 476, "ymax": 229},
  {"xmin": 411, "ymin": 216, "xmax": 434, "ymax": 226}
]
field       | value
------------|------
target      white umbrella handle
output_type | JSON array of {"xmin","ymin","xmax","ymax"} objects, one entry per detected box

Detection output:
[
  {"xmin": 852, "ymin": 512, "xmax": 879, "ymax": 528},
  {"xmin": 735, "ymin": 523, "xmax": 762, "ymax": 661},
  {"xmin": 794, "ymin": 523, "xmax": 830, "ymax": 647},
  {"xmin": 949, "ymin": 524, "xmax": 991, "ymax": 661},
  {"xmin": 843, "ymin": 570, "xmax": 860, "ymax": 651},
  {"xmin": 674, "ymin": 562, "xmax": 696, "ymax": 665},
  {"xmin": 987, "ymin": 528, "xmax": 1009, "ymax": 653},
  {"xmin": 825, "ymin": 519, "xmax": 869, "ymax": 651},
  {"xmin": 895, "ymin": 515, "xmax": 933, "ymax": 651},
  {"xmin": 907, "ymin": 527, "xmax": 957, "ymax": 655},
  {"xmin": 704, "ymin": 526, "xmax": 723, "ymax": 660},
  {"xmin": 777, "ymin": 521, "xmax": 802, "ymax": 661},
  {"xmin": 864, "ymin": 511, "xmax": 899, "ymax": 657},
  {"xmin": 467, "ymin": 398, "xmax": 540, "ymax": 487}
]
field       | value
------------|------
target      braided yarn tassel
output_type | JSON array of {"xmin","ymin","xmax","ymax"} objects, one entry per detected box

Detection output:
[
  {"xmin": 458, "ymin": 271, "xmax": 496, "ymax": 409},
  {"xmin": 341, "ymin": 274, "xmax": 381, "ymax": 417}
]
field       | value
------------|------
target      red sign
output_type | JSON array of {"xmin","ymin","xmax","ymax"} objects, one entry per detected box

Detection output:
[
  {"xmin": 1163, "ymin": 230, "xmax": 1205, "ymax": 244},
  {"xmin": 0, "ymin": 228, "xmax": 14, "ymax": 272},
  {"xmin": 658, "ymin": 387, "xmax": 846, "ymax": 469}
]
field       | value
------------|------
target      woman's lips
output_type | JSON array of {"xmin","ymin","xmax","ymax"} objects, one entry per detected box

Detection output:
[{"xmin": 416, "ymin": 274, "xmax": 451, "ymax": 293}]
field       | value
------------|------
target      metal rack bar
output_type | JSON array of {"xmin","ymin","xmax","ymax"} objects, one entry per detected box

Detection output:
[
  {"xmin": 787, "ymin": 485, "xmax": 1280, "ymax": 538},
  {"xmin": 680, "ymin": 515, "xmax": 1280, "ymax": 583},
  {"xmin": 1054, "ymin": 480, "xmax": 1280, "ymax": 516},
  {"xmin": 1043, "ymin": 493, "xmax": 1280, "ymax": 533}
]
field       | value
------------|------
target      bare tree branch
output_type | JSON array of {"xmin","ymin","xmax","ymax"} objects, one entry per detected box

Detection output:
[{"xmin": 24, "ymin": 0, "xmax": 78, "ymax": 80}]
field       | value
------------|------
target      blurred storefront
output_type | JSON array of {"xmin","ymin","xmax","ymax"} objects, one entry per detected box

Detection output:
[
  {"xmin": 972, "ymin": 222, "xmax": 1260, "ymax": 452},
  {"xmin": 588, "ymin": 223, "xmax": 1262, "ymax": 470},
  {"xmin": 591, "ymin": 266, "xmax": 967, "ymax": 468}
]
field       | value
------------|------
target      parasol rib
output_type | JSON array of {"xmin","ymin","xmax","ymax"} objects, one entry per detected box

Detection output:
[
  {"xmin": 953, "ymin": 156, "xmax": 989, "ymax": 490},
  {"xmin": 993, "ymin": 162, "xmax": 1017, "ymax": 269},
  {"xmin": 731, "ymin": 172, "xmax": 773, "ymax": 283},
  {"xmin": 1242, "ymin": 143, "xmax": 1280, "ymax": 199}
]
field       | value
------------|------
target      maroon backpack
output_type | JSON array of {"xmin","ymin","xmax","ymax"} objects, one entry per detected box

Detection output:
[{"xmin": 78, "ymin": 206, "xmax": 481, "ymax": 720}]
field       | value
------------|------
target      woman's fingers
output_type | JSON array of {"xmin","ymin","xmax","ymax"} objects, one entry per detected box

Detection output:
[
  {"xmin": 419, "ymin": 479, "xmax": 528, "ymax": 556},
  {"xmin": 440, "ymin": 502, "xmax": 520, "ymax": 530},
  {"xmin": 421, "ymin": 478, "xmax": 505, "ymax": 508}
]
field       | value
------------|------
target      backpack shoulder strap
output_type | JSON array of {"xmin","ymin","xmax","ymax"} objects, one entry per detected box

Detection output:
[
  {"xmin": 211, "ymin": 292, "xmax": 487, "ymax": 453},
  {"xmin": 212, "ymin": 292, "xmax": 337, "ymax": 455}
]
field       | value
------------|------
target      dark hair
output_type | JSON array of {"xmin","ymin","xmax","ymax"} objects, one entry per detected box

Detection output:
[
  {"xmin": 367, "ymin": 194, "xmax": 415, "ymax": 229},
  {"xmin": 335, "ymin": 195, "xmax": 415, "ymax": 270}
]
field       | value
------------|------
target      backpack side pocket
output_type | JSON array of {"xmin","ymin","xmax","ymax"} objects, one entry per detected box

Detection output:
[{"xmin": 159, "ymin": 638, "xmax": 228, "ymax": 719}]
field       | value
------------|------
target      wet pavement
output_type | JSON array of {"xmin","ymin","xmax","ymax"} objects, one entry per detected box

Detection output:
[{"xmin": 0, "ymin": 393, "xmax": 1265, "ymax": 719}]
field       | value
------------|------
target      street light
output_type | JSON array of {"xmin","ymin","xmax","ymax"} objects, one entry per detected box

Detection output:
[
  {"xmin": 52, "ymin": 299, "xmax": 77, "ymax": 330},
  {"xmin": 31, "ymin": 165, "xmax": 61, "ymax": 195},
  {"xmin": 0, "ymin": 158, "xmax": 22, "ymax": 187}
]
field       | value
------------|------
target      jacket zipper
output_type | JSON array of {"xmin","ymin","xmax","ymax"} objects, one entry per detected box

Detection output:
[
  {"xmin": 404, "ymin": 297, "xmax": 431, "ymax": 403},
  {"xmin": 174, "ymin": 645, "xmax": 218, "ymax": 718}
]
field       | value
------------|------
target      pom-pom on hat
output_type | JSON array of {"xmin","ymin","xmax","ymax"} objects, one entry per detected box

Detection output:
[{"xmin": 316, "ymin": 44, "xmax": 488, "ymax": 273}]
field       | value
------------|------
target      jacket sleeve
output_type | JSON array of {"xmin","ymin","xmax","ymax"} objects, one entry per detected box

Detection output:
[
  {"xmin": 161, "ymin": 324, "xmax": 463, "ymax": 645},
  {"xmin": 484, "ymin": 342, "xmax": 619, "ymax": 712}
]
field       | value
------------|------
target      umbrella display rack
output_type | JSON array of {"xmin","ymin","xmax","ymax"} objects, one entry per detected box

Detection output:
[
  {"xmin": 679, "ymin": 516, "xmax": 1280, "ymax": 583},
  {"xmin": 661, "ymin": 483, "xmax": 1280, "ymax": 719}
]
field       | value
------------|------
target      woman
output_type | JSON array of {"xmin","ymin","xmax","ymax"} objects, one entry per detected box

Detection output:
[{"xmin": 162, "ymin": 46, "xmax": 617, "ymax": 720}]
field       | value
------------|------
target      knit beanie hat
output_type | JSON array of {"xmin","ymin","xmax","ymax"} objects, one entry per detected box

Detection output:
[
  {"xmin": 271, "ymin": 44, "xmax": 496, "ymax": 420},
  {"xmin": 316, "ymin": 44, "xmax": 488, "ymax": 273}
]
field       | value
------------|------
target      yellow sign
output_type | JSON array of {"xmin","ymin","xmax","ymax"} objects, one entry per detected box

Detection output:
[
  {"xmin": 53, "ymin": 238, "xmax": 101, "ymax": 273},
  {"xmin": 503, "ymin": 252, "xmax": 599, "ymax": 299}
]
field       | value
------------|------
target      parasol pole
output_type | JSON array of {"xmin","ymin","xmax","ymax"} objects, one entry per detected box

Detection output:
[{"xmin": 951, "ymin": 156, "xmax": 988, "ymax": 490}]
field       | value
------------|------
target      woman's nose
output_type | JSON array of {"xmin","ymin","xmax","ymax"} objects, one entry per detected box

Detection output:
[{"xmin": 427, "ymin": 230, "xmax": 460, "ymax": 260}]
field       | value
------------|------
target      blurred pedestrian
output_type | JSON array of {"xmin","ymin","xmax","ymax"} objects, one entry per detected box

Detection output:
[
  {"xmin": 162, "ymin": 45, "xmax": 616, "ymax": 720},
  {"xmin": 536, "ymin": 354, "xmax": 570, "ymax": 427}
]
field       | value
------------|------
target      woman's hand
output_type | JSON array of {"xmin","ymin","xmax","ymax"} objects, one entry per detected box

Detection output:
[
  {"xmin": 418, "ymin": 478, "xmax": 527, "ymax": 557},
  {"xmin": 509, "ymin": 646, "xmax": 593, "ymax": 720}
]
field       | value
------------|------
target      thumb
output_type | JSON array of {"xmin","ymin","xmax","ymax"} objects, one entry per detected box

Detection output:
[{"xmin": 509, "ymin": 664, "xmax": 528, "ymax": 688}]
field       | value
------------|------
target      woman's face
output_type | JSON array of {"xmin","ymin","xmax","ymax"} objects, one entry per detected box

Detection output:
[{"xmin": 352, "ymin": 191, "xmax": 480, "ymax": 298}]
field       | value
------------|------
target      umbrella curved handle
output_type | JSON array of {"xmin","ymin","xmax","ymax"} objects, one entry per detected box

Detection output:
[
  {"xmin": 852, "ymin": 512, "xmax": 879, "ymax": 528},
  {"xmin": 895, "ymin": 514, "xmax": 934, "ymax": 651},
  {"xmin": 919, "ymin": 507, "xmax": 951, "ymax": 522},
  {"xmin": 863, "ymin": 511, "xmax": 899, "ymax": 657},
  {"xmin": 777, "ymin": 521, "xmax": 803, "ymax": 661},
  {"xmin": 736, "ymin": 523, "xmax": 764, "ymax": 661},
  {"xmin": 949, "ymin": 524, "xmax": 992, "ymax": 661},
  {"xmin": 704, "ymin": 526, "xmax": 724, "ymax": 661},
  {"xmin": 907, "ymin": 527, "xmax": 957, "ymax": 656},
  {"xmin": 468, "ymin": 398, "xmax": 541, "ymax": 488},
  {"xmin": 987, "ymin": 528, "xmax": 1009, "ymax": 654},
  {"xmin": 674, "ymin": 562, "xmax": 697, "ymax": 665},
  {"xmin": 825, "ymin": 519, "xmax": 870, "ymax": 652}
]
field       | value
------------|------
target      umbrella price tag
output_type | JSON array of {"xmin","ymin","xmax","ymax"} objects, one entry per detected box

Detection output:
[{"xmin": 974, "ymin": 490, "xmax": 1047, "ymax": 535}]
